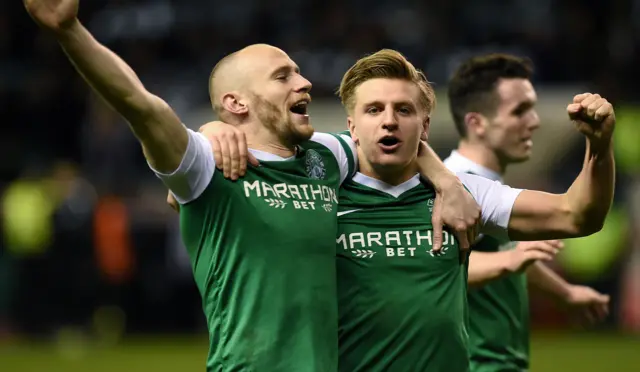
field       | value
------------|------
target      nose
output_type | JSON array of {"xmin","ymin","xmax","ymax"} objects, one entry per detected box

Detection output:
[
  {"xmin": 529, "ymin": 110, "xmax": 541, "ymax": 131},
  {"xmin": 295, "ymin": 75, "xmax": 312, "ymax": 94},
  {"xmin": 381, "ymin": 107, "xmax": 398, "ymax": 131}
]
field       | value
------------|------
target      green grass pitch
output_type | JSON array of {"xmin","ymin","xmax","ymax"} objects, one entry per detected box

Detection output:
[{"xmin": 1, "ymin": 332, "xmax": 639, "ymax": 371}]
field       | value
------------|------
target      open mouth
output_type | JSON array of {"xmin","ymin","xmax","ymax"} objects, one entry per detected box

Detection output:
[
  {"xmin": 378, "ymin": 135, "xmax": 401, "ymax": 152},
  {"xmin": 289, "ymin": 100, "xmax": 309, "ymax": 115}
]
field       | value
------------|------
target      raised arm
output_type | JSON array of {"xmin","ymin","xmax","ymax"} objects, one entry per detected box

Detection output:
[
  {"xmin": 508, "ymin": 93, "xmax": 615, "ymax": 241},
  {"xmin": 24, "ymin": 0, "xmax": 187, "ymax": 173}
]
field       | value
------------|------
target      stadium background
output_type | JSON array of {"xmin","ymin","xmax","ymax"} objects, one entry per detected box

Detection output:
[{"xmin": 1, "ymin": 0, "xmax": 640, "ymax": 370}]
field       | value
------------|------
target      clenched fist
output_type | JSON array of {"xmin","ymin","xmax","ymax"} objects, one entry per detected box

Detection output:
[
  {"xmin": 567, "ymin": 93, "xmax": 615, "ymax": 148},
  {"xmin": 24, "ymin": 0, "xmax": 79, "ymax": 32}
]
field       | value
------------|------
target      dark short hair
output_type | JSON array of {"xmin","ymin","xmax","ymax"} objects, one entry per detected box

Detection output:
[{"xmin": 448, "ymin": 54, "xmax": 533, "ymax": 137}]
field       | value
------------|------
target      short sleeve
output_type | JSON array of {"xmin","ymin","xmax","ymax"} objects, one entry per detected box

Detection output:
[
  {"xmin": 309, "ymin": 132, "xmax": 358, "ymax": 184},
  {"xmin": 457, "ymin": 172, "xmax": 524, "ymax": 240},
  {"xmin": 148, "ymin": 128, "xmax": 216, "ymax": 204}
]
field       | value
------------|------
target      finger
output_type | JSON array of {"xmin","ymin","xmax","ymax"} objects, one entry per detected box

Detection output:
[
  {"xmin": 167, "ymin": 192, "xmax": 180, "ymax": 212},
  {"xmin": 248, "ymin": 152, "xmax": 260, "ymax": 167},
  {"xmin": 567, "ymin": 103, "xmax": 582, "ymax": 115},
  {"xmin": 580, "ymin": 94, "xmax": 600, "ymax": 110},
  {"xmin": 523, "ymin": 250, "xmax": 554, "ymax": 264},
  {"xmin": 545, "ymin": 241, "xmax": 564, "ymax": 252},
  {"xmin": 467, "ymin": 227, "xmax": 476, "ymax": 250},
  {"xmin": 430, "ymin": 196, "xmax": 443, "ymax": 251},
  {"xmin": 593, "ymin": 303, "xmax": 608, "ymax": 321},
  {"xmin": 573, "ymin": 93, "xmax": 591, "ymax": 103},
  {"xmin": 545, "ymin": 240, "xmax": 564, "ymax": 249},
  {"xmin": 456, "ymin": 230, "xmax": 470, "ymax": 257},
  {"xmin": 599, "ymin": 301, "xmax": 610, "ymax": 318},
  {"xmin": 227, "ymin": 133, "xmax": 241, "ymax": 181},
  {"xmin": 431, "ymin": 210, "xmax": 443, "ymax": 252},
  {"xmin": 586, "ymin": 98, "xmax": 607, "ymax": 118},
  {"xmin": 210, "ymin": 137, "xmax": 223, "ymax": 168},
  {"xmin": 588, "ymin": 306, "xmax": 602, "ymax": 324},
  {"xmin": 219, "ymin": 137, "xmax": 232, "ymax": 179},
  {"xmin": 236, "ymin": 131, "xmax": 249, "ymax": 176},
  {"xmin": 541, "ymin": 242, "xmax": 562, "ymax": 255},
  {"xmin": 459, "ymin": 248, "xmax": 468, "ymax": 265},
  {"xmin": 582, "ymin": 308, "xmax": 596, "ymax": 325},
  {"xmin": 594, "ymin": 102, "xmax": 613, "ymax": 122},
  {"xmin": 528, "ymin": 243, "xmax": 560, "ymax": 255}
]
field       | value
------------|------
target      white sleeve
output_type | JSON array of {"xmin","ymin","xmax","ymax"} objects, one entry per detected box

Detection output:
[
  {"xmin": 457, "ymin": 172, "xmax": 524, "ymax": 241},
  {"xmin": 309, "ymin": 132, "xmax": 358, "ymax": 184},
  {"xmin": 148, "ymin": 128, "xmax": 215, "ymax": 205}
]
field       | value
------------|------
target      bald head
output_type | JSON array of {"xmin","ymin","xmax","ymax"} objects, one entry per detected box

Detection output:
[{"xmin": 209, "ymin": 44, "xmax": 290, "ymax": 119}]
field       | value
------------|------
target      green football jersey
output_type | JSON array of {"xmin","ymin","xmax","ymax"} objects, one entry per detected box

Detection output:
[
  {"xmin": 444, "ymin": 150, "xmax": 529, "ymax": 371},
  {"xmin": 336, "ymin": 172, "xmax": 521, "ymax": 372},
  {"xmin": 467, "ymin": 238, "xmax": 529, "ymax": 372},
  {"xmin": 153, "ymin": 130, "xmax": 355, "ymax": 372}
]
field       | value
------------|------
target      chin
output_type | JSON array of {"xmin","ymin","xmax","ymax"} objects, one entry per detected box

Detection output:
[
  {"xmin": 373, "ymin": 154, "xmax": 413, "ymax": 169},
  {"xmin": 296, "ymin": 125, "xmax": 315, "ymax": 141},
  {"xmin": 508, "ymin": 153, "xmax": 531, "ymax": 164},
  {"xmin": 286, "ymin": 126, "xmax": 314, "ymax": 145}
]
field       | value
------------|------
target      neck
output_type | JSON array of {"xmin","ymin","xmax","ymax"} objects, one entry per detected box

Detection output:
[
  {"xmin": 359, "ymin": 160, "xmax": 418, "ymax": 186},
  {"xmin": 237, "ymin": 121, "xmax": 298, "ymax": 158},
  {"xmin": 457, "ymin": 140, "xmax": 507, "ymax": 175}
]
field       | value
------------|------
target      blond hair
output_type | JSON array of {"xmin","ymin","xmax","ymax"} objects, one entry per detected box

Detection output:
[{"xmin": 338, "ymin": 49, "xmax": 436, "ymax": 114}]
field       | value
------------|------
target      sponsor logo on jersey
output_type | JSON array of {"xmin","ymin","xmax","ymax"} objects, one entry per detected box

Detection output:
[
  {"xmin": 336, "ymin": 229, "xmax": 457, "ymax": 259},
  {"xmin": 243, "ymin": 180, "xmax": 337, "ymax": 212},
  {"xmin": 305, "ymin": 149, "xmax": 326, "ymax": 180},
  {"xmin": 337, "ymin": 209, "xmax": 362, "ymax": 217}
]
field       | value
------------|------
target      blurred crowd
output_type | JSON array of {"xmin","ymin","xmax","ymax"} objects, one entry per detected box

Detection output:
[{"xmin": 1, "ymin": 0, "xmax": 640, "ymax": 338}]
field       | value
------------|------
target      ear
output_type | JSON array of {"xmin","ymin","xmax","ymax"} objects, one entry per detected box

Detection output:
[
  {"xmin": 347, "ymin": 116, "xmax": 359, "ymax": 145},
  {"xmin": 420, "ymin": 115, "xmax": 430, "ymax": 141},
  {"xmin": 464, "ymin": 112, "xmax": 486, "ymax": 138},
  {"xmin": 221, "ymin": 92, "xmax": 249, "ymax": 115}
]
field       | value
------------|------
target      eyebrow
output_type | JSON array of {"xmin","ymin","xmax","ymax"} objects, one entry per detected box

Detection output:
[
  {"xmin": 511, "ymin": 100, "xmax": 535, "ymax": 114},
  {"xmin": 362, "ymin": 99, "xmax": 417, "ymax": 108},
  {"xmin": 270, "ymin": 64, "xmax": 300, "ymax": 77}
]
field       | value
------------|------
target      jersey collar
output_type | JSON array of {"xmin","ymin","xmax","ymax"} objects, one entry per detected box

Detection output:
[
  {"xmin": 448, "ymin": 150, "xmax": 502, "ymax": 182},
  {"xmin": 352, "ymin": 172, "xmax": 421, "ymax": 198},
  {"xmin": 248, "ymin": 148, "xmax": 296, "ymax": 162}
]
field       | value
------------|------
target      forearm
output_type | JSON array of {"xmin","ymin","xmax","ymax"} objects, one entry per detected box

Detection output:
[
  {"xmin": 55, "ymin": 20, "xmax": 186, "ymax": 172},
  {"xmin": 508, "ymin": 139, "xmax": 614, "ymax": 241},
  {"xmin": 56, "ymin": 20, "xmax": 151, "ymax": 122},
  {"xmin": 468, "ymin": 251, "xmax": 513, "ymax": 287},
  {"xmin": 564, "ymin": 138, "xmax": 615, "ymax": 235},
  {"xmin": 416, "ymin": 142, "xmax": 456, "ymax": 190},
  {"xmin": 526, "ymin": 261, "xmax": 571, "ymax": 302}
]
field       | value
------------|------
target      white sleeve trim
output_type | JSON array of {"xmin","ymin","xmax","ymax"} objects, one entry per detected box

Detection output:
[
  {"xmin": 148, "ymin": 128, "xmax": 215, "ymax": 205},
  {"xmin": 457, "ymin": 172, "xmax": 524, "ymax": 241},
  {"xmin": 339, "ymin": 134, "xmax": 358, "ymax": 177},
  {"xmin": 309, "ymin": 132, "xmax": 356, "ymax": 184}
]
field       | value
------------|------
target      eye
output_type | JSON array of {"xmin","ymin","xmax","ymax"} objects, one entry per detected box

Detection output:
[
  {"xmin": 275, "ymin": 74, "xmax": 289, "ymax": 81},
  {"xmin": 366, "ymin": 107, "xmax": 380, "ymax": 114},
  {"xmin": 398, "ymin": 107, "xmax": 413, "ymax": 115}
]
